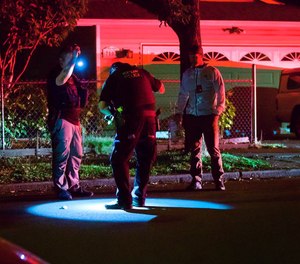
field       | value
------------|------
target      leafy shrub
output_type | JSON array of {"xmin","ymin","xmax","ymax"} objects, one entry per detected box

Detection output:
[
  {"xmin": 219, "ymin": 91, "xmax": 236, "ymax": 138},
  {"xmin": 84, "ymin": 136, "xmax": 113, "ymax": 155},
  {"xmin": 3, "ymin": 83, "xmax": 49, "ymax": 148}
]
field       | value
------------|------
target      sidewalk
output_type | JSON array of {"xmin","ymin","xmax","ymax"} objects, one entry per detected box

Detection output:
[{"xmin": 1, "ymin": 140, "xmax": 300, "ymax": 198}]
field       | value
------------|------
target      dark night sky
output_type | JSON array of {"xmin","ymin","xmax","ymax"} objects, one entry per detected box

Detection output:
[{"xmin": 22, "ymin": 26, "xmax": 96, "ymax": 80}]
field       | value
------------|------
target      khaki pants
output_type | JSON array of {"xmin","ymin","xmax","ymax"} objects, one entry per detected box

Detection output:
[{"xmin": 51, "ymin": 119, "xmax": 82, "ymax": 191}]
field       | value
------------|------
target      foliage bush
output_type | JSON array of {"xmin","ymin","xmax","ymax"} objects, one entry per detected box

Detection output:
[
  {"xmin": 84, "ymin": 135, "xmax": 114, "ymax": 155},
  {"xmin": 2, "ymin": 81, "xmax": 106, "ymax": 148},
  {"xmin": 219, "ymin": 91, "xmax": 236, "ymax": 138},
  {"xmin": 80, "ymin": 83, "xmax": 106, "ymax": 135},
  {"xmin": 3, "ymin": 83, "xmax": 49, "ymax": 147}
]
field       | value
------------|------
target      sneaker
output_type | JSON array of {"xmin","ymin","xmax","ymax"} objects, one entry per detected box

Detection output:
[
  {"xmin": 105, "ymin": 201, "xmax": 132, "ymax": 210},
  {"xmin": 58, "ymin": 190, "xmax": 72, "ymax": 200},
  {"xmin": 186, "ymin": 180, "xmax": 202, "ymax": 191},
  {"xmin": 70, "ymin": 186, "xmax": 94, "ymax": 197},
  {"xmin": 132, "ymin": 198, "xmax": 145, "ymax": 207},
  {"xmin": 215, "ymin": 178, "xmax": 226, "ymax": 191}
]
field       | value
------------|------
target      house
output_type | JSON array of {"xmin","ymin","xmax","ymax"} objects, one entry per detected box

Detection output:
[
  {"xmin": 77, "ymin": 0, "xmax": 300, "ymax": 82},
  {"xmin": 72, "ymin": 0, "xmax": 300, "ymax": 139}
]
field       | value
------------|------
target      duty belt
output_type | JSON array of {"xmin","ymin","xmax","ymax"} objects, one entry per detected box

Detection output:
[{"xmin": 123, "ymin": 109, "xmax": 156, "ymax": 117}]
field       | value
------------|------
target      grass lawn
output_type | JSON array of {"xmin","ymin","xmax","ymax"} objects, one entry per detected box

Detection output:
[{"xmin": 0, "ymin": 150, "xmax": 272, "ymax": 184}]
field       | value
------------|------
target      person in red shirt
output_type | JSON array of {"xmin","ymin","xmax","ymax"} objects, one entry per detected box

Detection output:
[{"xmin": 46, "ymin": 44, "xmax": 93, "ymax": 200}]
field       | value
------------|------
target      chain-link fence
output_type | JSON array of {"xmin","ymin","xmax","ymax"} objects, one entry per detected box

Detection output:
[
  {"xmin": 0, "ymin": 78, "xmax": 253, "ymax": 154},
  {"xmin": 0, "ymin": 80, "xmax": 106, "ymax": 149},
  {"xmin": 155, "ymin": 79, "xmax": 253, "ymax": 145},
  {"xmin": 0, "ymin": 77, "xmax": 254, "ymax": 181},
  {"xmin": 223, "ymin": 79, "xmax": 253, "ymax": 140}
]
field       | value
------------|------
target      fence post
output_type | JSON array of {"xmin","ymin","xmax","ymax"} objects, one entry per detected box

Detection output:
[
  {"xmin": 252, "ymin": 64, "xmax": 258, "ymax": 144},
  {"xmin": 35, "ymin": 131, "xmax": 39, "ymax": 156},
  {"xmin": 1, "ymin": 81, "xmax": 5, "ymax": 150}
]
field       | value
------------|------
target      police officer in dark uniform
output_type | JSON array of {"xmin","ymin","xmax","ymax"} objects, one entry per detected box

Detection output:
[{"xmin": 99, "ymin": 62, "xmax": 165, "ymax": 209}]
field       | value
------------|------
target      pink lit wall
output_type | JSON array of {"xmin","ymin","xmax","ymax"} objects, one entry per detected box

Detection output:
[{"xmin": 78, "ymin": 18, "xmax": 300, "ymax": 80}]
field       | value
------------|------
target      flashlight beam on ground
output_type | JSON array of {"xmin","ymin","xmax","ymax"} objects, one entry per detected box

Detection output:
[{"xmin": 27, "ymin": 198, "xmax": 232, "ymax": 222}]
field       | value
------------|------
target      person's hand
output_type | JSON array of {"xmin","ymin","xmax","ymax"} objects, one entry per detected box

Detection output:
[
  {"xmin": 158, "ymin": 82, "xmax": 165, "ymax": 94},
  {"xmin": 104, "ymin": 115, "xmax": 114, "ymax": 125},
  {"xmin": 72, "ymin": 45, "xmax": 81, "ymax": 57}
]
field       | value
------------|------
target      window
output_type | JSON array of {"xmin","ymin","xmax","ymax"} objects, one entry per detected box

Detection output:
[
  {"xmin": 281, "ymin": 52, "xmax": 300, "ymax": 61},
  {"xmin": 240, "ymin": 52, "xmax": 271, "ymax": 61},
  {"xmin": 152, "ymin": 52, "xmax": 180, "ymax": 62},
  {"xmin": 203, "ymin": 52, "xmax": 229, "ymax": 62},
  {"xmin": 287, "ymin": 73, "xmax": 300, "ymax": 90}
]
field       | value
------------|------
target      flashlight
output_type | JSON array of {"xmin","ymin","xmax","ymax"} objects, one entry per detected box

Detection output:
[
  {"xmin": 104, "ymin": 115, "xmax": 114, "ymax": 125},
  {"xmin": 75, "ymin": 57, "xmax": 87, "ymax": 71},
  {"xmin": 77, "ymin": 60, "xmax": 84, "ymax": 68}
]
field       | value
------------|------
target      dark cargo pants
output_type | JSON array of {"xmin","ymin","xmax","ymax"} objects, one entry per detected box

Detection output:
[
  {"xmin": 183, "ymin": 114, "xmax": 224, "ymax": 183},
  {"xmin": 110, "ymin": 114, "xmax": 157, "ymax": 206}
]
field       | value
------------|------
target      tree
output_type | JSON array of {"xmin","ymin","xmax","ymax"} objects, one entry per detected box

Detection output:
[
  {"xmin": 128, "ymin": 0, "xmax": 201, "ymax": 77},
  {"xmin": 0, "ymin": 0, "xmax": 88, "ymax": 98},
  {"xmin": 128, "ymin": 0, "xmax": 300, "ymax": 77}
]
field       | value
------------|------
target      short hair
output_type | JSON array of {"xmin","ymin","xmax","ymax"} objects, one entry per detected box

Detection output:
[
  {"xmin": 58, "ymin": 44, "xmax": 78, "ymax": 58},
  {"xmin": 188, "ymin": 45, "xmax": 203, "ymax": 55},
  {"xmin": 109, "ymin": 62, "xmax": 132, "ymax": 75}
]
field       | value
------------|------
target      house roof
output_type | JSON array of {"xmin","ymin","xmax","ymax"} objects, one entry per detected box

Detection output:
[{"xmin": 86, "ymin": 0, "xmax": 300, "ymax": 21}]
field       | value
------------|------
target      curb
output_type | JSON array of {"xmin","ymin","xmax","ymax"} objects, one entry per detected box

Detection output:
[
  {"xmin": 1, "ymin": 169, "xmax": 300, "ymax": 195},
  {"xmin": 241, "ymin": 169, "xmax": 300, "ymax": 179}
]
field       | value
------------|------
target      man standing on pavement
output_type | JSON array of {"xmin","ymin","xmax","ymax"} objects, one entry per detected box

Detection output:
[
  {"xmin": 99, "ymin": 62, "xmax": 165, "ymax": 209},
  {"xmin": 46, "ymin": 44, "xmax": 93, "ymax": 200},
  {"xmin": 175, "ymin": 45, "xmax": 226, "ymax": 191}
]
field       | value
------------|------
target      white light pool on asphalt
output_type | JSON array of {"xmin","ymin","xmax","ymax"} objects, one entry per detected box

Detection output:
[{"xmin": 27, "ymin": 198, "xmax": 232, "ymax": 222}]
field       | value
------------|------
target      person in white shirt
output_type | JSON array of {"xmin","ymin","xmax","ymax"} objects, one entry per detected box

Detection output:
[{"xmin": 175, "ymin": 45, "xmax": 226, "ymax": 191}]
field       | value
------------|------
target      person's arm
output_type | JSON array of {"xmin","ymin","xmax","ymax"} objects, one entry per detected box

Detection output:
[
  {"xmin": 152, "ymin": 78, "xmax": 165, "ymax": 94},
  {"xmin": 143, "ymin": 69, "xmax": 165, "ymax": 94},
  {"xmin": 174, "ymin": 71, "xmax": 190, "ymax": 124},
  {"xmin": 99, "ymin": 100, "xmax": 116, "ymax": 125},
  {"xmin": 56, "ymin": 46, "xmax": 80, "ymax": 86},
  {"xmin": 213, "ymin": 68, "xmax": 226, "ymax": 115},
  {"xmin": 158, "ymin": 81, "xmax": 165, "ymax": 94},
  {"xmin": 98, "ymin": 77, "xmax": 116, "ymax": 116},
  {"xmin": 99, "ymin": 101, "xmax": 113, "ymax": 116},
  {"xmin": 175, "ymin": 70, "xmax": 190, "ymax": 114}
]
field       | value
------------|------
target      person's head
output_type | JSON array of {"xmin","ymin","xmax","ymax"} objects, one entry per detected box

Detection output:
[
  {"xmin": 109, "ymin": 62, "xmax": 132, "ymax": 75},
  {"xmin": 188, "ymin": 45, "xmax": 204, "ymax": 67},
  {"xmin": 58, "ymin": 44, "xmax": 81, "ymax": 68}
]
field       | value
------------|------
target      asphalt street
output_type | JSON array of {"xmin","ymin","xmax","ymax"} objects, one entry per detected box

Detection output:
[
  {"xmin": 1, "ymin": 177, "xmax": 300, "ymax": 264},
  {"xmin": 1, "ymin": 139, "xmax": 300, "ymax": 263}
]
